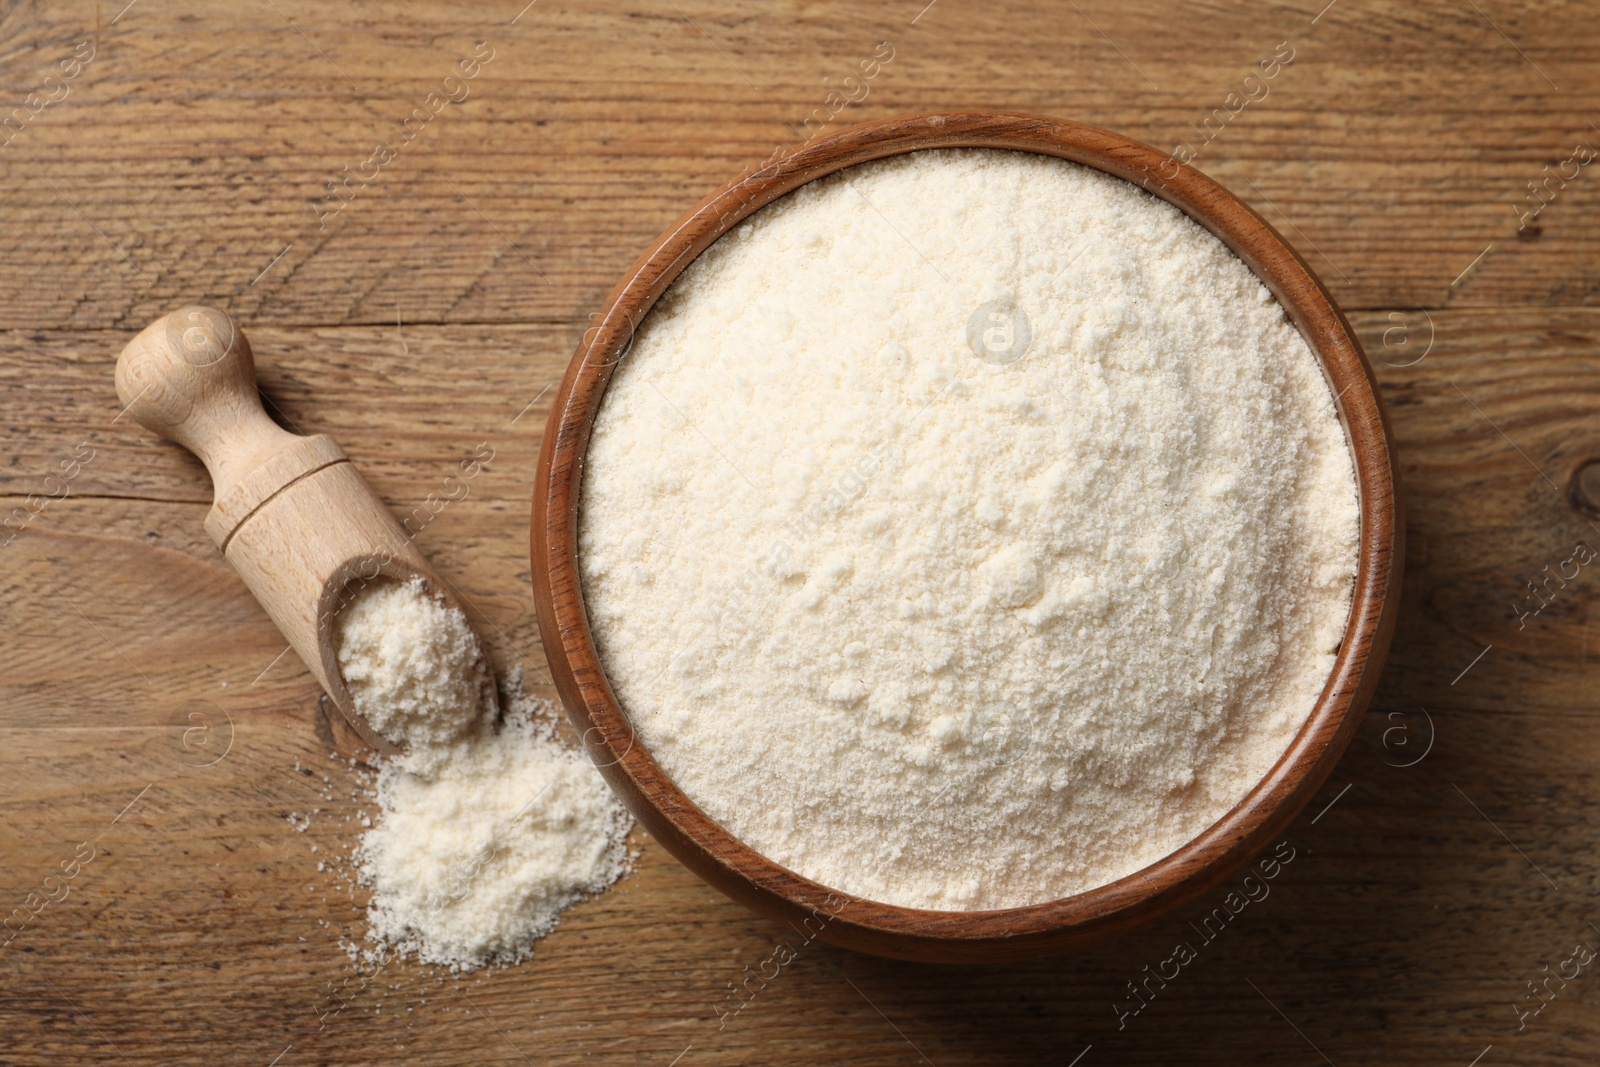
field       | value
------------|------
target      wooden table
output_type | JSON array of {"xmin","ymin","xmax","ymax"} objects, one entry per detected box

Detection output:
[{"xmin": 2, "ymin": 1, "xmax": 1596, "ymax": 1063}]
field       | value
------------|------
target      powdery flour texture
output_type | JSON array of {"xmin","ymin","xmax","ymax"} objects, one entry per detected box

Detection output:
[
  {"xmin": 579, "ymin": 149, "xmax": 1359, "ymax": 911},
  {"xmin": 333, "ymin": 577, "xmax": 631, "ymax": 969}
]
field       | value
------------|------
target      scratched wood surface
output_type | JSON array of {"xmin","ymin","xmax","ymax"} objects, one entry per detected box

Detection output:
[{"xmin": 1, "ymin": 1, "xmax": 1598, "ymax": 1064}]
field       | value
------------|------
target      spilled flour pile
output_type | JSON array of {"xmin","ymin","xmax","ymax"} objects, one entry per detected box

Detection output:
[
  {"xmin": 335, "ymin": 576, "xmax": 630, "ymax": 970},
  {"xmin": 579, "ymin": 148, "xmax": 1360, "ymax": 911}
]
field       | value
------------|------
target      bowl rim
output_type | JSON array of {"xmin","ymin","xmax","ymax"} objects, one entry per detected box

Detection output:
[{"xmin": 531, "ymin": 110, "xmax": 1402, "ymax": 963}]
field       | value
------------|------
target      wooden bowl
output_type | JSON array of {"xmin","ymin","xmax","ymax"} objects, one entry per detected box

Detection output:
[{"xmin": 531, "ymin": 111, "xmax": 1402, "ymax": 963}]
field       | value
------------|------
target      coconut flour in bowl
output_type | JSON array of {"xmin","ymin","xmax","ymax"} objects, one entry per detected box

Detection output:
[{"xmin": 577, "ymin": 148, "xmax": 1359, "ymax": 912}]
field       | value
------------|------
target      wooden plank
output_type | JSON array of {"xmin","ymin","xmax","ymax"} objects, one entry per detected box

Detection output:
[{"xmin": 0, "ymin": 1, "xmax": 1596, "ymax": 329}]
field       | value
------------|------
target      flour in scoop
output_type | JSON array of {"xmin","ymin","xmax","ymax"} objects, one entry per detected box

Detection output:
[
  {"xmin": 336, "ymin": 576, "xmax": 491, "ymax": 750},
  {"xmin": 579, "ymin": 148, "xmax": 1359, "ymax": 911},
  {"xmin": 334, "ymin": 577, "xmax": 631, "ymax": 969}
]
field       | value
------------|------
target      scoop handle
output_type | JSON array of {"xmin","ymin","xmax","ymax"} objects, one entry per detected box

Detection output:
[{"xmin": 114, "ymin": 306, "xmax": 301, "ymax": 502}]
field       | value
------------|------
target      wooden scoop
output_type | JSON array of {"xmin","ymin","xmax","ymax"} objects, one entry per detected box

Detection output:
[{"xmin": 116, "ymin": 306, "xmax": 498, "ymax": 755}]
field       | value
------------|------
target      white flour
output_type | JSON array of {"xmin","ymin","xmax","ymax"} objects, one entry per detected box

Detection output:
[
  {"xmin": 579, "ymin": 148, "xmax": 1359, "ymax": 911},
  {"xmin": 336, "ymin": 576, "xmax": 490, "ymax": 749},
  {"xmin": 334, "ymin": 578, "xmax": 631, "ymax": 968}
]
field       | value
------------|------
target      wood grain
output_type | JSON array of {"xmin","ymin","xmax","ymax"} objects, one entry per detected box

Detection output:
[
  {"xmin": 2, "ymin": 0, "xmax": 1599, "ymax": 1062},
  {"xmin": 3, "ymin": 0, "xmax": 1599, "ymax": 329}
]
